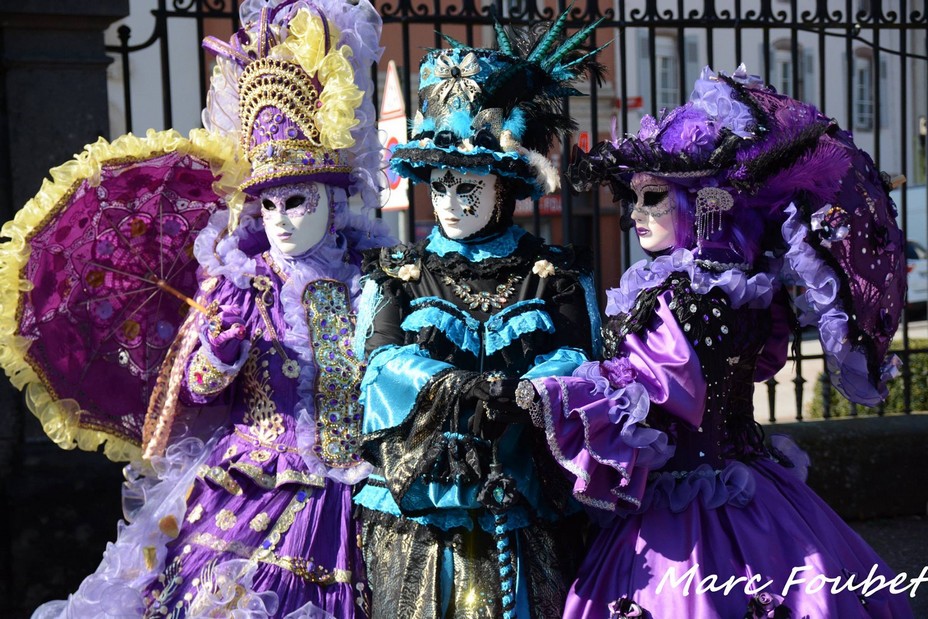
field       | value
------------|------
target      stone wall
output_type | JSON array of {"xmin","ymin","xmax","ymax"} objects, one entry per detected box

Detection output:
[{"xmin": 774, "ymin": 413, "xmax": 928, "ymax": 521}]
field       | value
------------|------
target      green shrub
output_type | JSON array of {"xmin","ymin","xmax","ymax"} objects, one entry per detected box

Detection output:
[{"xmin": 807, "ymin": 339, "xmax": 928, "ymax": 418}]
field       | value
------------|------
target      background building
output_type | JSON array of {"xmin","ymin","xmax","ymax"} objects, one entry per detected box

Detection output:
[{"xmin": 103, "ymin": 0, "xmax": 928, "ymax": 292}]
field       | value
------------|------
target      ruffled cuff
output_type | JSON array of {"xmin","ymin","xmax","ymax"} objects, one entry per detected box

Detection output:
[
  {"xmin": 185, "ymin": 334, "xmax": 250, "ymax": 400},
  {"xmin": 526, "ymin": 368, "xmax": 672, "ymax": 517}
]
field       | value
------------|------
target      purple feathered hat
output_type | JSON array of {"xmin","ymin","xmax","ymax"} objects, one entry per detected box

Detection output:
[{"xmin": 570, "ymin": 65, "xmax": 906, "ymax": 406}]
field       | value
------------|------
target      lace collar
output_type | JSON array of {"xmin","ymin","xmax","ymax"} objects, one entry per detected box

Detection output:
[{"xmin": 425, "ymin": 225, "xmax": 526, "ymax": 262}]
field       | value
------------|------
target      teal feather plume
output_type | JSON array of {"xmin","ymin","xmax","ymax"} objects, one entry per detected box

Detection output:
[
  {"xmin": 526, "ymin": 0, "xmax": 575, "ymax": 63},
  {"xmin": 493, "ymin": 17, "xmax": 514, "ymax": 55},
  {"xmin": 542, "ymin": 16, "xmax": 606, "ymax": 71},
  {"xmin": 438, "ymin": 32, "xmax": 469, "ymax": 49}
]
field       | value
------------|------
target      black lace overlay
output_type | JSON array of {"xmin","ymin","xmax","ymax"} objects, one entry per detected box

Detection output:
[{"xmin": 360, "ymin": 369, "xmax": 485, "ymax": 518}]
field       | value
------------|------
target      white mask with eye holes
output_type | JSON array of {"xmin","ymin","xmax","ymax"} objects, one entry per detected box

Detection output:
[
  {"xmin": 259, "ymin": 182, "xmax": 331, "ymax": 257},
  {"xmin": 629, "ymin": 173, "xmax": 678, "ymax": 253},
  {"xmin": 430, "ymin": 169, "xmax": 497, "ymax": 240}
]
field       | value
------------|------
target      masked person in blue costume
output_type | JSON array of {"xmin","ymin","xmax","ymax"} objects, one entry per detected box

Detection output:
[{"xmin": 352, "ymin": 13, "xmax": 606, "ymax": 619}]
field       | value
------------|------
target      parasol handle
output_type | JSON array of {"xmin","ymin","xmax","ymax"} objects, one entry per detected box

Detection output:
[{"xmin": 152, "ymin": 278, "xmax": 211, "ymax": 316}]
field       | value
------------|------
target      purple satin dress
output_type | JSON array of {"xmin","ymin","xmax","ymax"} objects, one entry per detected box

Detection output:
[
  {"xmin": 528, "ymin": 253, "xmax": 915, "ymax": 619},
  {"xmin": 143, "ymin": 255, "xmax": 368, "ymax": 617}
]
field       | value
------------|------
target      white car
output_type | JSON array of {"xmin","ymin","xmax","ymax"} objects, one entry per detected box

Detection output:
[{"xmin": 907, "ymin": 240, "xmax": 928, "ymax": 311}]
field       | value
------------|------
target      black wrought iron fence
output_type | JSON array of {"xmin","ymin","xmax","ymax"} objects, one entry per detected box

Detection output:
[{"xmin": 104, "ymin": 0, "xmax": 928, "ymax": 422}]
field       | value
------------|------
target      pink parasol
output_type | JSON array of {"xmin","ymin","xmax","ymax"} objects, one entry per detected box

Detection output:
[{"xmin": 0, "ymin": 130, "xmax": 245, "ymax": 460}]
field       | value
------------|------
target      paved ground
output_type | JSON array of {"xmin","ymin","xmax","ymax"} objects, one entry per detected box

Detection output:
[{"xmin": 851, "ymin": 515, "xmax": 928, "ymax": 617}]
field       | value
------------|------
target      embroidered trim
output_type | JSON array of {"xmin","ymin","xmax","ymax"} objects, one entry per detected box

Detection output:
[
  {"xmin": 250, "ymin": 512, "xmax": 271, "ymax": 532},
  {"xmin": 191, "ymin": 531, "xmax": 353, "ymax": 586},
  {"xmin": 253, "ymin": 267, "xmax": 300, "ymax": 379},
  {"xmin": 233, "ymin": 428, "xmax": 301, "ymax": 454},
  {"xmin": 229, "ymin": 461, "xmax": 326, "ymax": 489},
  {"xmin": 215, "ymin": 508, "xmax": 237, "ymax": 531},
  {"xmin": 198, "ymin": 464, "xmax": 244, "ymax": 495},
  {"xmin": 187, "ymin": 349, "xmax": 237, "ymax": 396},
  {"xmin": 242, "ymin": 346, "xmax": 286, "ymax": 444}
]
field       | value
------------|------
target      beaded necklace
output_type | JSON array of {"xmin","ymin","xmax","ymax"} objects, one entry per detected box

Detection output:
[{"xmin": 441, "ymin": 274, "xmax": 523, "ymax": 312}]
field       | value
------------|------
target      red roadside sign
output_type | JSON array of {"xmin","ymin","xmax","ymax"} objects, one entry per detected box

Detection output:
[
  {"xmin": 578, "ymin": 131, "xmax": 590, "ymax": 153},
  {"xmin": 616, "ymin": 96, "xmax": 644, "ymax": 110}
]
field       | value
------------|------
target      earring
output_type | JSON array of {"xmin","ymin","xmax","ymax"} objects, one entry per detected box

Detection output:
[{"xmin": 695, "ymin": 186, "xmax": 734, "ymax": 240}]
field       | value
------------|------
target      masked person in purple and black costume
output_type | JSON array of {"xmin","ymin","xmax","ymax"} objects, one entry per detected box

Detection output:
[{"xmin": 521, "ymin": 66, "xmax": 915, "ymax": 618}]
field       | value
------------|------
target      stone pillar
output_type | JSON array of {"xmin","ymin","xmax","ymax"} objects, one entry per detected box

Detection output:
[{"xmin": 0, "ymin": 1, "xmax": 128, "ymax": 613}]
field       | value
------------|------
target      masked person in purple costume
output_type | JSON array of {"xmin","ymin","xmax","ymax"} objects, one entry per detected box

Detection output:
[
  {"xmin": 32, "ymin": 1, "xmax": 393, "ymax": 617},
  {"xmin": 352, "ymin": 12, "xmax": 607, "ymax": 619},
  {"xmin": 518, "ymin": 66, "xmax": 914, "ymax": 618}
]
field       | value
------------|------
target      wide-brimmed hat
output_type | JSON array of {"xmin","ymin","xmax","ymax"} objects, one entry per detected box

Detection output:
[
  {"xmin": 570, "ymin": 65, "xmax": 907, "ymax": 406},
  {"xmin": 391, "ymin": 10, "xmax": 606, "ymax": 200}
]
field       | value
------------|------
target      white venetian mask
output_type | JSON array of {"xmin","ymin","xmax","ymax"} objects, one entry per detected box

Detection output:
[
  {"xmin": 430, "ymin": 169, "xmax": 497, "ymax": 240},
  {"xmin": 259, "ymin": 182, "xmax": 331, "ymax": 256},
  {"xmin": 629, "ymin": 173, "xmax": 678, "ymax": 253}
]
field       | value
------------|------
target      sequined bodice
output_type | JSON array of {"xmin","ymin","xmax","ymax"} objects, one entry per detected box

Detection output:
[
  {"xmin": 606, "ymin": 273, "xmax": 771, "ymax": 472},
  {"xmin": 217, "ymin": 263, "xmax": 365, "ymax": 469}
]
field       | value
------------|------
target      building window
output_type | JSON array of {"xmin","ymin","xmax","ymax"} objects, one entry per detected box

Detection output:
[
  {"xmin": 771, "ymin": 41, "xmax": 806, "ymax": 101},
  {"xmin": 854, "ymin": 53, "xmax": 874, "ymax": 131},
  {"xmin": 655, "ymin": 36, "xmax": 679, "ymax": 110}
]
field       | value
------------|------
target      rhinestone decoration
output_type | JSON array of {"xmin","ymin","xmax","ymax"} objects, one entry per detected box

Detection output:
[
  {"xmin": 442, "ymin": 274, "xmax": 523, "ymax": 312},
  {"xmin": 304, "ymin": 280, "xmax": 365, "ymax": 468}
]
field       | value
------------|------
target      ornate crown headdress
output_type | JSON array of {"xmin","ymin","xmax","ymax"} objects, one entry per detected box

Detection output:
[
  {"xmin": 203, "ymin": 0, "xmax": 382, "ymax": 213},
  {"xmin": 390, "ymin": 6, "xmax": 607, "ymax": 200}
]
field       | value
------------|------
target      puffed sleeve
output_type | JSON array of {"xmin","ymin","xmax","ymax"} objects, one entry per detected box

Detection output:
[{"xmin": 619, "ymin": 292, "xmax": 706, "ymax": 428}]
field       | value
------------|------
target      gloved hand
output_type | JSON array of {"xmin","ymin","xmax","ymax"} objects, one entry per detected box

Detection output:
[
  {"xmin": 466, "ymin": 373, "xmax": 528, "ymax": 439},
  {"xmin": 207, "ymin": 305, "xmax": 247, "ymax": 364},
  {"xmin": 462, "ymin": 372, "xmax": 520, "ymax": 405}
]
